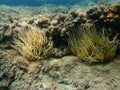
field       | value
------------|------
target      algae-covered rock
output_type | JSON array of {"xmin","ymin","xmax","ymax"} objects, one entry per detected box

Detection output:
[
  {"xmin": 86, "ymin": 4, "xmax": 120, "ymax": 32},
  {"xmin": 0, "ymin": 49, "xmax": 120, "ymax": 90},
  {"xmin": 0, "ymin": 4, "xmax": 120, "ymax": 56}
]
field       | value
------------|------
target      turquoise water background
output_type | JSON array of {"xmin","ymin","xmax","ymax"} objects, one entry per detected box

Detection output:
[
  {"xmin": 0, "ymin": 0, "xmax": 117, "ymax": 6},
  {"xmin": 0, "ymin": 0, "xmax": 97, "ymax": 6}
]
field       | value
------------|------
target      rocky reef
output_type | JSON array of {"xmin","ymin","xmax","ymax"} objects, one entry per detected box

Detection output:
[
  {"xmin": 0, "ymin": 3, "xmax": 120, "ymax": 90},
  {"xmin": 1, "ymin": 4, "xmax": 120, "ymax": 45}
]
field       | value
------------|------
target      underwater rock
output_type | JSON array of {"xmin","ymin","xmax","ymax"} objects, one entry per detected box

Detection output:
[
  {"xmin": 86, "ymin": 4, "xmax": 120, "ymax": 33},
  {"xmin": 1, "ymin": 48, "xmax": 120, "ymax": 90},
  {"xmin": 0, "ymin": 4, "xmax": 120, "ymax": 56},
  {"xmin": 49, "ymin": 47, "xmax": 71, "ymax": 58},
  {"xmin": 1, "ymin": 3, "xmax": 120, "ymax": 90},
  {"xmin": 0, "ymin": 24, "xmax": 11, "ymax": 43},
  {"xmin": 103, "ymin": 4, "xmax": 120, "ymax": 26}
]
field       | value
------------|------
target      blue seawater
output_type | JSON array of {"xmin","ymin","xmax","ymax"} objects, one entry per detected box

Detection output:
[
  {"xmin": 0, "ymin": 0, "xmax": 118, "ymax": 8},
  {"xmin": 0, "ymin": 0, "xmax": 98, "ymax": 6}
]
